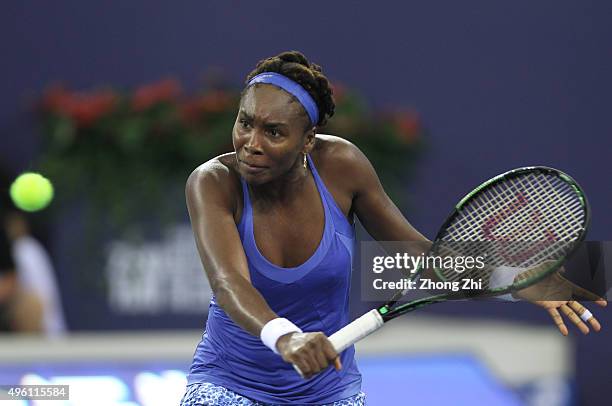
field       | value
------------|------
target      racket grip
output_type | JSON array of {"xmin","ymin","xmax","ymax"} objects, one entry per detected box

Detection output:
[
  {"xmin": 329, "ymin": 309, "xmax": 384, "ymax": 353},
  {"xmin": 292, "ymin": 309, "xmax": 384, "ymax": 378}
]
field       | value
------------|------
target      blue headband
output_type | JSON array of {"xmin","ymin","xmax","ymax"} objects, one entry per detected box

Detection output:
[{"xmin": 246, "ymin": 72, "xmax": 319, "ymax": 126}]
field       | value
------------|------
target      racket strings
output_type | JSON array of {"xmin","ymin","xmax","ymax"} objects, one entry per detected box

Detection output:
[
  {"xmin": 479, "ymin": 177, "xmax": 580, "ymax": 250},
  {"xmin": 435, "ymin": 171, "xmax": 586, "ymax": 287},
  {"xmin": 447, "ymin": 173, "xmax": 583, "ymax": 245},
  {"xmin": 501, "ymin": 174, "xmax": 584, "ymax": 243},
  {"xmin": 462, "ymin": 174, "xmax": 579, "ymax": 242}
]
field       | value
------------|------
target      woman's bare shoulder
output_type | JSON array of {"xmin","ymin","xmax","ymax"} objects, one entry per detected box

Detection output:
[
  {"xmin": 312, "ymin": 134, "xmax": 368, "ymax": 177},
  {"xmin": 186, "ymin": 152, "xmax": 242, "ymax": 212},
  {"xmin": 310, "ymin": 134, "xmax": 373, "ymax": 204}
]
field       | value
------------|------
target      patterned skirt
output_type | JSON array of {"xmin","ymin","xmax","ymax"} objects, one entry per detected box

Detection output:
[{"xmin": 180, "ymin": 382, "xmax": 366, "ymax": 406}]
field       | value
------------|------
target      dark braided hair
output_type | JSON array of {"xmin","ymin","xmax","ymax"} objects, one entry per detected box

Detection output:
[{"xmin": 245, "ymin": 51, "xmax": 335, "ymax": 127}]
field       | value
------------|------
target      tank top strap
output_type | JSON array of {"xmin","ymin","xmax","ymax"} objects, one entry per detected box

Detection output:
[
  {"xmin": 237, "ymin": 165, "xmax": 334, "ymax": 283},
  {"xmin": 238, "ymin": 155, "xmax": 337, "ymax": 238},
  {"xmin": 305, "ymin": 154, "xmax": 331, "ymax": 204},
  {"xmin": 306, "ymin": 154, "xmax": 354, "ymax": 236},
  {"xmin": 237, "ymin": 177, "xmax": 252, "ymax": 239}
]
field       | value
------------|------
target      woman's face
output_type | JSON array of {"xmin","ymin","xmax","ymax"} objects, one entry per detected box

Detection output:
[{"xmin": 233, "ymin": 84, "xmax": 313, "ymax": 184}]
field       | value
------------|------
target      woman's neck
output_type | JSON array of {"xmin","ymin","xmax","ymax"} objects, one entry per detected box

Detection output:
[{"xmin": 249, "ymin": 159, "xmax": 310, "ymax": 208}]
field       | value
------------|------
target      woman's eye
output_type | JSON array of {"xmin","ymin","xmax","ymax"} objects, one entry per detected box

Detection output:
[
  {"xmin": 239, "ymin": 120, "xmax": 251, "ymax": 129},
  {"xmin": 267, "ymin": 129, "xmax": 279, "ymax": 137}
]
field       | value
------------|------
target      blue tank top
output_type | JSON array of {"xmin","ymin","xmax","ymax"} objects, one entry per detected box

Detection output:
[{"xmin": 187, "ymin": 154, "xmax": 362, "ymax": 404}]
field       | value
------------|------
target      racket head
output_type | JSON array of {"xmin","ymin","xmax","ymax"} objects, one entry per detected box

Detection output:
[
  {"xmin": 381, "ymin": 166, "xmax": 589, "ymax": 320},
  {"xmin": 433, "ymin": 166, "xmax": 589, "ymax": 293}
]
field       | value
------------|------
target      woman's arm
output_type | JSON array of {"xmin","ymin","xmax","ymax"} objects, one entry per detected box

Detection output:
[
  {"xmin": 334, "ymin": 141, "xmax": 430, "ymax": 249},
  {"xmin": 340, "ymin": 142, "xmax": 606, "ymax": 335},
  {"xmin": 186, "ymin": 160, "xmax": 339, "ymax": 377},
  {"xmin": 186, "ymin": 162, "xmax": 277, "ymax": 335}
]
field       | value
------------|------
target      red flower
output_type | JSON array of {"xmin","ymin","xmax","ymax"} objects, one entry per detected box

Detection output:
[
  {"xmin": 392, "ymin": 109, "xmax": 421, "ymax": 144},
  {"xmin": 330, "ymin": 82, "xmax": 347, "ymax": 104},
  {"xmin": 180, "ymin": 91, "xmax": 234, "ymax": 122},
  {"xmin": 42, "ymin": 85, "xmax": 118, "ymax": 127},
  {"xmin": 131, "ymin": 78, "xmax": 182, "ymax": 111}
]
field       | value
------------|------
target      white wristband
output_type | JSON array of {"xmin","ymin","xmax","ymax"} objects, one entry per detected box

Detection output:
[
  {"xmin": 489, "ymin": 265, "xmax": 524, "ymax": 289},
  {"xmin": 260, "ymin": 318, "xmax": 302, "ymax": 354},
  {"xmin": 497, "ymin": 293, "xmax": 520, "ymax": 302},
  {"xmin": 489, "ymin": 266, "xmax": 524, "ymax": 302}
]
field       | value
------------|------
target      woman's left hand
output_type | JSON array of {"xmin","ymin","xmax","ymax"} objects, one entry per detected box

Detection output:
[{"xmin": 515, "ymin": 270, "xmax": 607, "ymax": 335}]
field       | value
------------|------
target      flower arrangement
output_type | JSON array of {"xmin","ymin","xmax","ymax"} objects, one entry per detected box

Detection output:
[{"xmin": 38, "ymin": 78, "xmax": 424, "ymax": 233}]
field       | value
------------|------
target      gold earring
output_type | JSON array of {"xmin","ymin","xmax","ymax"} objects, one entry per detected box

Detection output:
[{"xmin": 303, "ymin": 153, "xmax": 307, "ymax": 169}]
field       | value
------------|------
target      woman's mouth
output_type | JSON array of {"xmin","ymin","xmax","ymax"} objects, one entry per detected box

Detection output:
[{"xmin": 240, "ymin": 159, "xmax": 267, "ymax": 174}]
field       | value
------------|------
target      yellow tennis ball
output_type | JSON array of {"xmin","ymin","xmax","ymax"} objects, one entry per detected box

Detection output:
[{"xmin": 10, "ymin": 172, "xmax": 54, "ymax": 212}]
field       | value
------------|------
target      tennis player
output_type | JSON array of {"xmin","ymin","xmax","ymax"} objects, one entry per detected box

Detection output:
[{"xmin": 181, "ymin": 51, "xmax": 606, "ymax": 406}]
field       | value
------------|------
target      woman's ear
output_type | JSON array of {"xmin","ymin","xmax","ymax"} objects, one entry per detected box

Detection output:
[{"xmin": 303, "ymin": 127, "xmax": 316, "ymax": 153}]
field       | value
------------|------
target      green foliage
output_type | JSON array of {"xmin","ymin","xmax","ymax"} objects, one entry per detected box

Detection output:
[{"xmin": 38, "ymin": 79, "xmax": 425, "ymax": 234}]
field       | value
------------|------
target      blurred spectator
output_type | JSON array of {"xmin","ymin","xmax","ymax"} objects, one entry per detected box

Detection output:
[
  {"xmin": 0, "ymin": 165, "xmax": 66, "ymax": 337},
  {"xmin": 0, "ymin": 212, "xmax": 48, "ymax": 334},
  {"xmin": 4, "ymin": 211, "xmax": 67, "ymax": 337},
  {"xmin": 0, "ymin": 212, "xmax": 16, "ymax": 331}
]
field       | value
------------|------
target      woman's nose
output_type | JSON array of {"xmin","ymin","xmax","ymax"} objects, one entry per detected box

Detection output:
[{"xmin": 244, "ymin": 130, "xmax": 264, "ymax": 154}]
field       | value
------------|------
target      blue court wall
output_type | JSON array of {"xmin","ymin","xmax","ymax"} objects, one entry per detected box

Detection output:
[
  {"xmin": 1, "ymin": 2, "xmax": 611, "ymax": 405},
  {"xmin": 1, "ymin": 1, "xmax": 610, "ymax": 237}
]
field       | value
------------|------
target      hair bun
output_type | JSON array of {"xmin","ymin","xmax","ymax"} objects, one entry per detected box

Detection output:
[{"xmin": 245, "ymin": 51, "xmax": 335, "ymax": 127}]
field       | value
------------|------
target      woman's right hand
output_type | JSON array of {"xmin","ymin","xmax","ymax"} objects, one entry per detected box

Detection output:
[{"xmin": 276, "ymin": 332, "xmax": 342, "ymax": 379}]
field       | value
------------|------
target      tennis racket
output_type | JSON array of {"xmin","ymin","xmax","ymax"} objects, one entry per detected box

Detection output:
[{"xmin": 327, "ymin": 166, "xmax": 590, "ymax": 355}]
